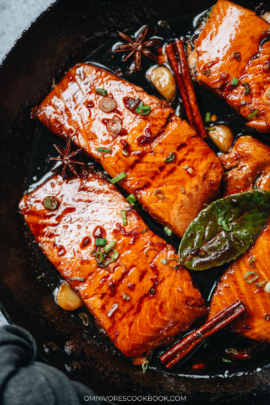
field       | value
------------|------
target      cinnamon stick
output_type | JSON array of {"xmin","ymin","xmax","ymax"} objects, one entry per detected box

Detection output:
[
  {"xmin": 165, "ymin": 43, "xmax": 196, "ymax": 128},
  {"xmin": 160, "ymin": 300, "xmax": 246, "ymax": 369},
  {"xmin": 175, "ymin": 40, "xmax": 208, "ymax": 139}
]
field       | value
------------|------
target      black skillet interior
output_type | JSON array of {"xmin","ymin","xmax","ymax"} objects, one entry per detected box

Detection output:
[{"xmin": 1, "ymin": 0, "xmax": 270, "ymax": 403}]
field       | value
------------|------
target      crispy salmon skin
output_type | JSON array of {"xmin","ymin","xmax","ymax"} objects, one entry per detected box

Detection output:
[
  {"xmin": 19, "ymin": 169, "xmax": 207, "ymax": 357},
  {"xmin": 196, "ymin": 0, "xmax": 270, "ymax": 132},
  {"xmin": 36, "ymin": 63, "xmax": 223, "ymax": 238},
  {"xmin": 209, "ymin": 137, "xmax": 270, "ymax": 342}
]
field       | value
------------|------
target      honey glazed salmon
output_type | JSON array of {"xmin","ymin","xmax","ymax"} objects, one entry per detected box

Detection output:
[
  {"xmin": 195, "ymin": 0, "xmax": 270, "ymax": 133},
  {"xmin": 19, "ymin": 169, "xmax": 207, "ymax": 357},
  {"xmin": 36, "ymin": 63, "xmax": 223, "ymax": 238},
  {"xmin": 209, "ymin": 137, "xmax": 270, "ymax": 343}
]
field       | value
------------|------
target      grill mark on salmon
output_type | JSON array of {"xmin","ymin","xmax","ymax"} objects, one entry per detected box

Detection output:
[
  {"xmin": 19, "ymin": 169, "xmax": 207, "ymax": 357},
  {"xmin": 37, "ymin": 63, "xmax": 223, "ymax": 238}
]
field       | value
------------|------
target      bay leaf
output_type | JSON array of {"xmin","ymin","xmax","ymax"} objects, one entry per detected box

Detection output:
[{"xmin": 178, "ymin": 190, "xmax": 270, "ymax": 271}]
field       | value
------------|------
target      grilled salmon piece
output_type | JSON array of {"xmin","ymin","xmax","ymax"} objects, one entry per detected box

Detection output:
[
  {"xmin": 36, "ymin": 63, "xmax": 223, "ymax": 238},
  {"xmin": 19, "ymin": 169, "xmax": 207, "ymax": 357},
  {"xmin": 209, "ymin": 137, "xmax": 270, "ymax": 342},
  {"xmin": 220, "ymin": 136, "xmax": 270, "ymax": 196},
  {"xmin": 195, "ymin": 0, "xmax": 270, "ymax": 132}
]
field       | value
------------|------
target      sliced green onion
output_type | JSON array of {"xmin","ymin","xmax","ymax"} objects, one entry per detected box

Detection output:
[
  {"xmin": 244, "ymin": 271, "xmax": 260, "ymax": 284},
  {"xmin": 97, "ymin": 148, "xmax": 111, "ymax": 153},
  {"xmin": 121, "ymin": 210, "xmax": 127, "ymax": 225},
  {"xmin": 96, "ymin": 251, "xmax": 104, "ymax": 264},
  {"xmin": 207, "ymin": 127, "xmax": 216, "ymax": 131},
  {"xmin": 110, "ymin": 172, "xmax": 127, "ymax": 184},
  {"xmin": 202, "ymin": 68, "xmax": 211, "ymax": 77},
  {"xmin": 43, "ymin": 197, "xmax": 59, "ymax": 211},
  {"xmin": 205, "ymin": 112, "xmax": 211, "ymax": 122},
  {"xmin": 241, "ymin": 100, "xmax": 246, "ymax": 105},
  {"xmin": 161, "ymin": 258, "xmax": 167, "ymax": 264},
  {"xmin": 95, "ymin": 238, "xmax": 107, "ymax": 246},
  {"xmin": 248, "ymin": 256, "xmax": 256, "ymax": 268},
  {"xmin": 126, "ymin": 194, "xmax": 137, "ymax": 206},
  {"xmin": 111, "ymin": 250, "xmax": 119, "ymax": 261},
  {"xmin": 256, "ymin": 280, "xmax": 267, "ymax": 288},
  {"xmin": 164, "ymin": 152, "xmax": 175, "ymax": 163},
  {"xmin": 122, "ymin": 150, "xmax": 129, "ymax": 156},
  {"xmin": 247, "ymin": 109, "xmax": 259, "ymax": 120},
  {"xmin": 225, "ymin": 348, "xmax": 238, "ymax": 355},
  {"xmin": 142, "ymin": 360, "xmax": 149, "ymax": 373},
  {"xmin": 123, "ymin": 294, "xmax": 130, "ymax": 301},
  {"xmin": 164, "ymin": 227, "xmax": 173, "ymax": 237},
  {"xmin": 181, "ymin": 187, "xmax": 185, "ymax": 194},
  {"xmin": 96, "ymin": 88, "xmax": 107, "ymax": 96},
  {"xmin": 145, "ymin": 248, "xmax": 159, "ymax": 258},
  {"xmin": 183, "ymin": 165, "xmax": 189, "ymax": 169},
  {"xmin": 231, "ymin": 77, "xmax": 238, "ymax": 86},
  {"xmin": 67, "ymin": 277, "xmax": 85, "ymax": 281},
  {"xmin": 135, "ymin": 101, "xmax": 151, "ymax": 115},
  {"xmin": 222, "ymin": 358, "xmax": 232, "ymax": 363},
  {"xmin": 264, "ymin": 314, "xmax": 270, "ymax": 321},
  {"xmin": 154, "ymin": 189, "xmax": 165, "ymax": 200},
  {"xmin": 104, "ymin": 241, "xmax": 117, "ymax": 253},
  {"xmin": 242, "ymin": 82, "xmax": 250, "ymax": 96},
  {"xmin": 149, "ymin": 288, "xmax": 156, "ymax": 297},
  {"xmin": 79, "ymin": 312, "xmax": 89, "ymax": 326}
]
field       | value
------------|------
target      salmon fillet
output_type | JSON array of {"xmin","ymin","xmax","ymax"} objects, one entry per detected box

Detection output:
[
  {"xmin": 19, "ymin": 169, "xmax": 207, "ymax": 357},
  {"xmin": 209, "ymin": 137, "xmax": 270, "ymax": 342},
  {"xmin": 196, "ymin": 0, "xmax": 270, "ymax": 132},
  {"xmin": 36, "ymin": 63, "xmax": 223, "ymax": 238}
]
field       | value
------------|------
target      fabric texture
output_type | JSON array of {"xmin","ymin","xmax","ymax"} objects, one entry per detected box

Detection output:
[{"xmin": 0, "ymin": 325, "xmax": 101, "ymax": 405}]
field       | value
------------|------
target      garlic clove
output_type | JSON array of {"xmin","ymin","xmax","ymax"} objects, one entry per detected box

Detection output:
[
  {"xmin": 147, "ymin": 66, "xmax": 176, "ymax": 102},
  {"xmin": 56, "ymin": 281, "xmax": 83, "ymax": 311},
  {"xmin": 208, "ymin": 125, "xmax": 234, "ymax": 153}
]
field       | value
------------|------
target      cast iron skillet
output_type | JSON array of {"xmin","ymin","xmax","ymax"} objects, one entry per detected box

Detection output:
[{"xmin": 1, "ymin": 0, "xmax": 270, "ymax": 403}]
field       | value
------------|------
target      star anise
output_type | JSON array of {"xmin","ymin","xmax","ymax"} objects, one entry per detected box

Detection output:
[
  {"xmin": 50, "ymin": 139, "xmax": 84, "ymax": 178},
  {"xmin": 114, "ymin": 25, "xmax": 162, "ymax": 71}
]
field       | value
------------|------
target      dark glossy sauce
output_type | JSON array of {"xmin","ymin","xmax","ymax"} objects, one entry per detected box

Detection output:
[{"xmin": 25, "ymin": 6, "xmax": 270, "ymax": 378}]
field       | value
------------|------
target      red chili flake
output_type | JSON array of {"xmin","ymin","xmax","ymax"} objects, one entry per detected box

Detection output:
[
  {"xmin": 86, "ymin": 101, "xmax": 94, "ymax": 109},
  {"xmin": 93, "ymin": 226, "xmax": 106, "ymax": 239},
  {"xmin": 80, "ymin": 237, "xmax": 91, "ymax": 249},
  {"xmin": 123, "ymin": 97, "xmax": 141, "ymax": 113}
]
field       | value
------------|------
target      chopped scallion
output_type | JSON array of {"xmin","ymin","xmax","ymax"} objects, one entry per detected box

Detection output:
[
  {"xmin": 97, "ymin": 148, "xmax": 111, "ymax": 153},
  {"xmin": 183, "ymin": 165, "xmax": 189, "ymax": 169},
  {"xmin": 154, "ymin": 189, "xmax": 165, "ymax": 200},
  {"xmin": 161, "ymin": 258, "xmax": 167, "ymax": 264},
  {"xmin": 104, "ymin": 241, "xmax": 117, "ymax": 253},
  {"xmin": 247, "ymin": 109, "xmax": 259, "ymax": 120},
  {"xmin": 181, "ymin": 187, "xmax": 185, "ymax": 194},
  {"xmin": 205, "ymin": 112, "xmax": 211, "ymax": 122},
  {"xmin": 232, "ymin": 77, "xmax": 238, "ymax": 86},
  {"xmin": 123, "ymin": 294, "xmax": 130, "ymax": 301},
  {"xmin": 95, "ymin": 238, "xmax": 107, "ymax": 246},
  {"xmin": 243, "ymin": 271, "xmax": 259, "ymax": 284},
  {"xmin": 122, "ymin": 150, "xmax": 129, "ymax": 156},
  {"xmin": 111, "ymin": 250, "xmax": 119, "ymax": 261},
  {"xmin": 222, "ymin": 358, "xmax": 232, "ymax": 363},
  {"xmin": 164, "ymin": 227, "xmax": 173, "ymax": 237},
  {"xmin": 149, "ymin": 288, "xmax": 156, "ymax": 297},
  {"xmin": 142, "ymin": 360, "xmax": 149, "ymax": 373},
  {"xmin": 207, "ymin": 127, "xmax": 216, "ymax": 131},
  {"xmin": 135, "ymin": 101, "xmax": 151, "ymax": 115},
  {"xmin": 96, "ymin": 251, "xmax": 104, "ymax": 264},
  {"xmin": 96, "ymin": 88, "xmax": 107, "ymax": 96},
  {"xmin": 110, "ymin": 172, "xmax": 127, "ymax": 184},
  {"xmin": 121, "ymin": 210, "xmax": 127, "ymax": 225},
  {"xmin": 126, "ymin": 194, "xmax": 137, "ymax": 206},
  {"xmin": 242, "ymin": 82, "xmax": 250, "ymax": 96},
  {"xmin": 241, "ymin": 100, "xmax": 246, "ymax": 105},
  {"xmin": 248, "ymin": 256, "xmax": 256, "ymax": 268},
  {"xmin": 164, "ymin": 152, "xmax": 175, "ymax": 163}
]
